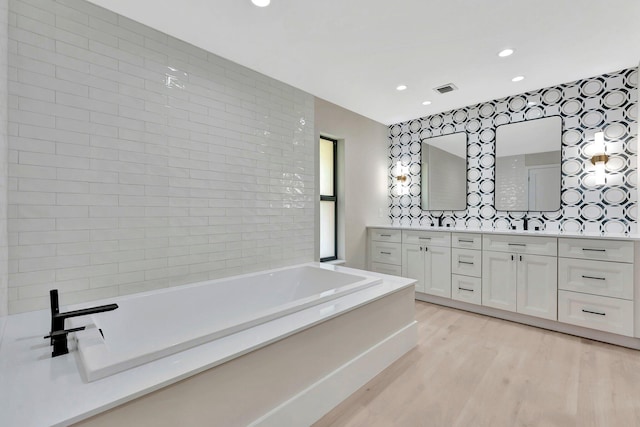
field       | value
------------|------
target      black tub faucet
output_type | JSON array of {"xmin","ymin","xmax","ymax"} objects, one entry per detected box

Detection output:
[
  {"xmin": 44, "ymin": 289, "xmax": 118, "ymax": 357},
  {"xmin": 523, "ymin": 216, "xmax": 529, "ymax": 231}
]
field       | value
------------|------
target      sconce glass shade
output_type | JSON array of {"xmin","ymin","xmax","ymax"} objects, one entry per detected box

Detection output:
[
  {"xmin": 395, "ymin": 161, "xmax": 408, "ymax": 181},
  {"xmin": 594, "ymin": 160, "xmax": 606, "ymax": 185},
  {"xmin": 591, "ymin": 131, "xmax": 607, "ymax": 186},
  {"xmin": 593, "ymin": 131, "xmax": 605, "ymax": 154}
]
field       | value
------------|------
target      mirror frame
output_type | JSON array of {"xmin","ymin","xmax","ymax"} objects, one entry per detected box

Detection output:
[
  {"xmin": 493, "ymin": 115, "xmax": 563, "ymax": 212},
  {"xmin": 420, "ymin": 132, "xmax": 468, "ymax": 211}
]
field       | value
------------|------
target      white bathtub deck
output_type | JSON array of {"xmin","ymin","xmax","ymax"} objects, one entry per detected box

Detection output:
[{"xmin": 0, "ymin": 264, "xmax": 414, "ymax": 427}]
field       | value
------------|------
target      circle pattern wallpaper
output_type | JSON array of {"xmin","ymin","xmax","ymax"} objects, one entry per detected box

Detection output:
[{"xmin": 388, "ymin": 68, "xmax": 638, "ymax": 234}]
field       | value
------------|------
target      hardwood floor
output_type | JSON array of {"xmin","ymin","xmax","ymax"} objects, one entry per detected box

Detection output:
[{"xmin": 314, "ymin": 301, "xmax": 640, "ymax": 427}]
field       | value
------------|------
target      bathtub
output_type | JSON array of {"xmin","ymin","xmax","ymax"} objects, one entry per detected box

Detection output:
[{"xmin": 72, "ymin": 263, "xmax": 382, "ymax": 382}]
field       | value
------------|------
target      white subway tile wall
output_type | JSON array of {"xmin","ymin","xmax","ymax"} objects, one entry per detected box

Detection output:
[
  {"xmin": 0, "ymin": 0, "xmax": 8, "ymax": 327},
  {"xmin": 7, "ymin": 0, "xmax": 315, "ymax": 313}
]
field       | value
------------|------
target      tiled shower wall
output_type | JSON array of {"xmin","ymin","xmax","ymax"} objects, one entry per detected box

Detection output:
[
  {"xmin": 7, "ymin": 0, "xmax": 315, "ymax": 313},
  {"xmin": 389, "ymin": 68, "xmax": 638, "ymax": 234},
  {"xmin": 0, "ymin": 0, "xmax": 8, "ymax": 332}
]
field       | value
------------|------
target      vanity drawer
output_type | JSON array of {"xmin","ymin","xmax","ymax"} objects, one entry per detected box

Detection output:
[
  {"xmin": 370, "ymin": 262, "xmax": 402, "ymax": 276},
  {"xmin": 558, "ymin": 258, "xmax": 633, "ymax": 300},
  {"xmin": 452, "ymin": 233, "xmax": 482, "ymax": 250},
  {"xmin": 483, "ymin": 234, "xmax": 557, "ymax": 256},
  {"xmin": 558, "ymin": 290, "xmax": 634, "ymax": 337},
  {"xmin": 558, "ymin": 238, "xmax": 633, "ymax": 263},
  {"xmin": 369, "ymin": 228, "xmax": 401, "ymax": 243},
  {"xmin": 451, "ymin": 274, "xmax": 481, "ymax": 305},
  {"xmin": 370, "ymin": 241, "xmax": 402, "ymax": 265},
  {"xmin": 402, "ymin": 230, "xmax": 451, "ymax": 247},
  {"xmin": 451, "ymin": 248, "xmax": 482, "ymax": 277}
]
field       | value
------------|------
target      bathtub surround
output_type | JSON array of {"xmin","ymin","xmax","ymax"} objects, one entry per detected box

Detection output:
[
  {"xmin": 0, "ymin": 265, "xmax": 417, "ymax": 426},
  {"xmin": 7, "ymin": 0, "xmax": 315, "ymax": 313},
  {"xmin": 389, "ymin": 68, "xmax": 638, "ymax": 234}
]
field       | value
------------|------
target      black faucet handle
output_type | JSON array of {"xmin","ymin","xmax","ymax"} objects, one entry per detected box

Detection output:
[{"xmin": 44, "ymin": 326, "xmax": 86, "ymax": 340}]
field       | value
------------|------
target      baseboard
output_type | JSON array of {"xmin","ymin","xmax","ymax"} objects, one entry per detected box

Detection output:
[{"xmin": 250, "ymin": 321, "xmax": 418, "ymax": 427}]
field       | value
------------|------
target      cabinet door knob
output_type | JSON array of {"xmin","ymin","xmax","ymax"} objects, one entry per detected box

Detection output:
[{"xmin": 511, "ymin": 254, "xmax": 514, "ymax": 261}]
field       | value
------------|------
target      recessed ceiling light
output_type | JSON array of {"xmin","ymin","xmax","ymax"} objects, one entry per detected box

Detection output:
[
  {"xmin": 512, "ymin": 76, "xmax": 525, "ymax": 82},
  {"xmin": 422, "ymin": 101, "xmax": 432, "ymax": 106},
  {"xmin": 252, "ymin": 0, "xmax": 270, "ymax": 7},
  {"xmin": 396, "ymin": 85, "xmax": 407, "ymax": 91},
  {"xmin": 498, "ymin": 48, "xmax": 514, "ymax": 57}
]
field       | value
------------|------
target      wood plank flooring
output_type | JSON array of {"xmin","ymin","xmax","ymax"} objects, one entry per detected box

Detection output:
[{"xmin": 314, "ymin": 301, "xmax": 640, "ymax": 427}]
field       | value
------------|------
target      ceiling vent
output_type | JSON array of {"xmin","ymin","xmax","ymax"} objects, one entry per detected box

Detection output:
[{"xmin": 434, "ymin": 83, "xmax": 458, "ymax": 94}]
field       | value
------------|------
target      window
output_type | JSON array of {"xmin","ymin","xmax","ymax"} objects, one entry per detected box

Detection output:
[{"xmin": 320, "ymin": 136, "xmax": 337, "ymax": 261}]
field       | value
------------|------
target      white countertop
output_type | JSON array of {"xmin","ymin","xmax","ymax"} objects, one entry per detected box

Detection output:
[
  {"xmin": 366, "ymin": 224, "xmax": 640, "ymax": 241},
  {"xmin": 0, "ymin": 264, "xmax": 415, "ymax": 427}
]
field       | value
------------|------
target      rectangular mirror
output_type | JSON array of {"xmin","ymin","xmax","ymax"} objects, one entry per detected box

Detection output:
[
  {"xmin": 495, "ymin": 116, "xmax": 562, "ymax": 211},
  {"xmin": 421, "ymin": 132, "xmax": 467, "ymax": 211}
]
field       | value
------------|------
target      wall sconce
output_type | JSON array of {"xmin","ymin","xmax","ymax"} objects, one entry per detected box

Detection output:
[
  {"xmin": 395, "ymin": 161, "xmax": 409, "ymax": 195},
  {"xmin": 395, "ymin": 161, "xmax": 408, "ymax": 183},
  {"xmin": 591, "ymin": 131, "xmax": 608, "ymax": 186}
]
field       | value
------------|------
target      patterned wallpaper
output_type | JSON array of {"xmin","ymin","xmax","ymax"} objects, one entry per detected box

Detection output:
[{"xmin": 388, "ymin": 68, "xmax": 638, "ymax": 234}]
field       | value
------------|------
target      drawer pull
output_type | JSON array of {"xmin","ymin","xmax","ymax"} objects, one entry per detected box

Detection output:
[
  {"xmin": 582, "ymin": 309, "xmax": 606, "ymax": 316},
  {"xmin": 418, "ymin": 237, "xmax": 431, "ymax": 240},
  {"xmin": 458, "ymin": 261, "xmax": 474, "ymax": 265},
  {"xmin": 380, "ymin": 251, "xmax": 392, "ymax": 255},
  {"xmin": 581, "ymin": 275, "xmax": 605, "ymax": 281},
  {"xmin": 458, "ymin": 239, "xmax": 474, "ymax": 243},
  {"xmin": 582, "ymin": 248, "xmax": 606, "ymax": 252},
  {"xmin": 379, "ymin": 234, "xmax": 392, "ymax": 237},
  {"xmin": 508, "ymin": 243, "xmax": 526, "ymax": 247},
  {"xmin": 458, "ymin": 287, "xmax": 474, "ymax": 292}
]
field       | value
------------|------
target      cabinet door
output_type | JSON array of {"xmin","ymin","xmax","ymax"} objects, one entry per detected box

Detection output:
[
  {"xmin": 402, "ymin": 244, "xmax": 425, "ymax": 293},
  {"xmin": 517, "ymin": 254, "xmax": 558, "ymax": 320},
  {"xmin": 424, "ymin": 245, "xmax": 451, "ymax": 298},
  {"xmin": 482, "ymin": 251, "xmax": 517, "ymax": 312}
]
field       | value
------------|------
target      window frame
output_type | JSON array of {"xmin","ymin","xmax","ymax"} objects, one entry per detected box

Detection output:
[{"xmin": 320, "ymin": 136, "xmax": 338, "ymax": 262}]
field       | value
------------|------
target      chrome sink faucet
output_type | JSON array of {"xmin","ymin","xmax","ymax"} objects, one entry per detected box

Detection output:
[{"xmin": 44, "ymin": 289, "xmax": 118, "ymax": 357}]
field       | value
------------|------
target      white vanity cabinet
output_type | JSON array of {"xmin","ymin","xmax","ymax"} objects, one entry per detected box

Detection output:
[
  {"xmin": 401, "ymin": 230, "xmax": 451, "ymax": 297},
  {"xmin": 558, "ymin": 238, "xmax": 634, "ymax": 337},
  {"xmin": 482, "ymin": 235, "xmax": 558, "ymax": 320},
  {"xmin": 367, "ymin": 226, "xmax": 639, "ymax": 347}
]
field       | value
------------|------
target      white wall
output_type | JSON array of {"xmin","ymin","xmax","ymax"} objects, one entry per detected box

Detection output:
[
  {"xmin": 7, "ymin": 0, "xmax": 315, "ymax": 313},
  {"xmin": 314, "ymin": 98, "xmax": 388, "ymax": 269}
]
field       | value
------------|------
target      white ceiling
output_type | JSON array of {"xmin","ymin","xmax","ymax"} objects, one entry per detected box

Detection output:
[{"xmin": 87, "ymin": 0, "xmax": 640, "ymax": 125}]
